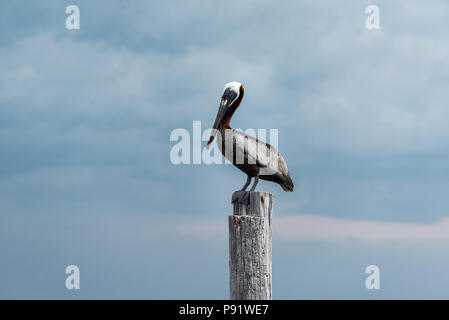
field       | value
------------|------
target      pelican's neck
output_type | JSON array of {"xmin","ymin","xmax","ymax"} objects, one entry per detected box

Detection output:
[
  {"xmin": 221, "ymin": 121, "xmax": 232, "ymax": 130},
  {"xmin": 221, "ymin": 85, "xmax": 244, "ymax": 130}
]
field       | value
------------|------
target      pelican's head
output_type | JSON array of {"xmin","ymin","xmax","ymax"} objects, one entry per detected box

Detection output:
[{"xmin": 206, "ymin": 81, "xmax": 244, "ymax": 148}]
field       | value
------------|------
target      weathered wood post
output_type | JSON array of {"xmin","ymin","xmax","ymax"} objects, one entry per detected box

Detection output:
[{"xmin": 229, "ymin": 191, "xmax": 273, "ymax": 300}]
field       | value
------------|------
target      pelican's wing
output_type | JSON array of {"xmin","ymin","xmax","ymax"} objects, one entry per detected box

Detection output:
[
  {"xmin": 232, "ymin": 130, "xmax": 281, "ymax": 175},
  {"xmin": 225, "ymin": 129, "xmax": 294, "ymax": 191}
]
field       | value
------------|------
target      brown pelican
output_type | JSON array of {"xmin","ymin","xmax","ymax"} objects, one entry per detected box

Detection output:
[{"xmin": 207, "ymin": 82, "xmax": 294, "ymax": 197}]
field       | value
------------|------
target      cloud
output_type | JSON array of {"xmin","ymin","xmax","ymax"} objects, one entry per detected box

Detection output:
[
  {"xmin": 2, "ymin": 0, "xmax": 449, "ymax": 299},
  {"xmin": 1, "ymin": 1, "xmax": 449, "ymax": 222},
  {"xmin": 276, "ymin": 215, "xmax": 449, "ymax": 243},
  {"xmin": 178, "ymin": 214, "xmax": 449, "ymax": 243}
]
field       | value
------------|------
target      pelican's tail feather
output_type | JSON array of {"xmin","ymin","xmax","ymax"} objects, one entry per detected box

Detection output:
[{"xmin": 280, "ymin": 173, "xmax": 294, "ymax": 192}]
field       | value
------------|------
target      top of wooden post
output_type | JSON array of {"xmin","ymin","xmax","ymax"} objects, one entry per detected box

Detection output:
[{"xmin": 232, "ymin": 191, "xmax": 273, "ymax": 217}]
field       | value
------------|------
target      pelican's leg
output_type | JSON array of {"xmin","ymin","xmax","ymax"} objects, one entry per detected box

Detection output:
[
  {"xmin": 250, "ymin": 175, "xmax": 259, "ymax": 192},
  {"xmin": 232, "ymin": 176, "xmax": 252, "ymax": 204},
  {"xmin": 240, "ymin": 175, "xmax": 251, "ymax": 191}
]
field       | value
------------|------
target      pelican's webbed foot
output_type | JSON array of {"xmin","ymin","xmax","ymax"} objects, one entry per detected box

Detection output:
[{"xmin": 232, "ymin": 191, "xmax": 250, "ymax": 205}]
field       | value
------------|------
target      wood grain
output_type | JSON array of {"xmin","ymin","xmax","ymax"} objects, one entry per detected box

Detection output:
[{"xmin": 229, "ymin": 191, "xmax": 273, "ymax": 300}]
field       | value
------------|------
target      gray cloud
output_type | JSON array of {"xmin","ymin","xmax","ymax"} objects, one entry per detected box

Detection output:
[
  {"xmin": 178, "ymin": 214, "xmax": 449, "ymax": 243},
  {"xmin": 2, "ymin": 0, "xmax": 449, "ymax": 298}
]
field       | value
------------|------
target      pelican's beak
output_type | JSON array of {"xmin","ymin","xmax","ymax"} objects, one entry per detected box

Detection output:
[{"xmin": 206, "ymin": 88, "xmax": 238, "ymax": 148}]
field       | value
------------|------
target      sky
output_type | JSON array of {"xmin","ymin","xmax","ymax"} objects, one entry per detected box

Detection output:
[{"xmin": 1, "ymin": 0, "xmax": 449, "ymax": 299}]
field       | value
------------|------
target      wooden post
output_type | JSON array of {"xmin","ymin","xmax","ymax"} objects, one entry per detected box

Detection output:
[{"xmin": 229, "ymin": 191, "xmax": 273, "ymax": 300}]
